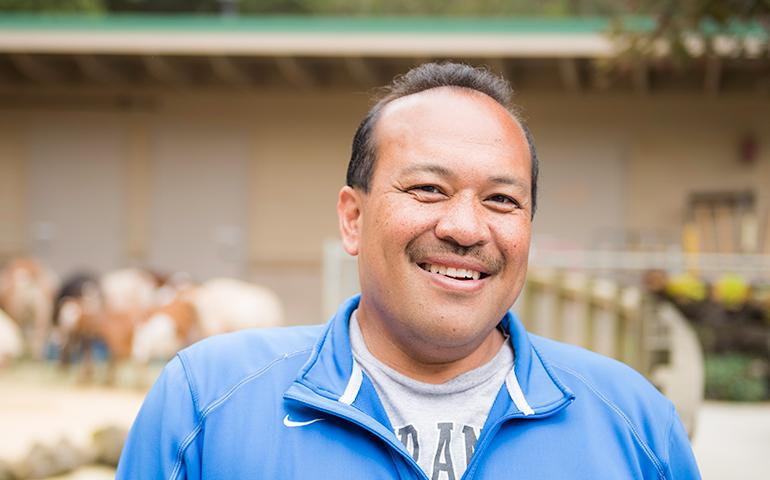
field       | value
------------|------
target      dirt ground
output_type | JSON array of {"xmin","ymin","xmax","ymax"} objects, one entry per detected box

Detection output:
[
  {"xmin": 1, "ymin": 362, "xmax": 769, "ymax": 479},
  {"xmin": 0, "ymin": 362, "xmax": 153, "ymax": 480},
  {"xmin": 692, "ymin": 401, "xmax": 770, "ymax": 479}
]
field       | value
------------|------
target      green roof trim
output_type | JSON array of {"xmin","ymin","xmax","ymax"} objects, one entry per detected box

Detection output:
[
  {"xmin": 0, "ymin": 14, "xmax": 764, "ymax": 37},
  {"xmin": 0, "ymin": 14, "xmax": 653, "ymax": 34}
]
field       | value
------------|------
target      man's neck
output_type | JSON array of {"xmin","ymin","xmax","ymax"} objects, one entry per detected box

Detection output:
[{"xmin": 354, "ymin": 310, "xmax": 506, "ymax": 384}]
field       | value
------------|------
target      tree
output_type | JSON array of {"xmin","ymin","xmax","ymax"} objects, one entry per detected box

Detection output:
[
  {"xmin": 0, "ymin": 0, "xmax": 103, "ymax": 13},
  {"xmin": 610, "ymin": 0, "xmax": 770, "ymax": 62}
]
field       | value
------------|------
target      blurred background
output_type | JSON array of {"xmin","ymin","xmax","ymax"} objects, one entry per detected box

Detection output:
[{"xmin": 0, "ymin": 1, "xmax": 768, "ymax": 478}]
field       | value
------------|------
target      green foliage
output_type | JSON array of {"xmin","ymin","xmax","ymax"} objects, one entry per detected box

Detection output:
[
  {"xmin": 237, "ymin": 0, "xmax": 313, "ymax": 15},
  {"xmin": 101, "ymin": 0, "xmax": 626, "ymax": 16},
  {"xmin": 0, "ymin": 0, "xmax": 104, "ymax": 12},
  {"xmin": 0, "ymin": 0, "xmax": 629, "ymax": 16},
  {"xmin": 705, "ymin": 354, "xmax": 769, "ymax": 402},
  {"xmin": 104, "ymin": 0, "xmax": 216, "ymax": 13},
  {"xmin": 610, "ymin": 0, "xmax": 770, "ymax": 62},
  {"xmin": 238, "ymin": 0, "xmax": 579, "ymax": 16}
]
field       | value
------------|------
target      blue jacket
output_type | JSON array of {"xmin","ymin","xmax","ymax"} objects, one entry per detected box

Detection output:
[{"xmin": 117, "ymin": 295, "xmax": 700, "ymax": 479}]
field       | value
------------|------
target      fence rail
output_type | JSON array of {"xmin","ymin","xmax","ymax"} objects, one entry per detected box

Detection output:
[
  {"xmin": 518, "ymin": 269, "xmax": 648, "ymax": 373},
  {"xmin": 529, "ymin": 247, "xmax": 770, "ymax": 281},
  {"xmin": 516, "ymin": 268, "xmax": 704, "ymax": 435}
]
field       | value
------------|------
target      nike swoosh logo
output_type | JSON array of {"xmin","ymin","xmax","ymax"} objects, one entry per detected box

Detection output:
[{"xmin": 283, "ymin": 414, "xmax": 324, "ymax": 428}]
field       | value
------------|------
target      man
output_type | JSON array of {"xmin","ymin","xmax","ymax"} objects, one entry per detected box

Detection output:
[{"xmin": 117, "ymin": 63, "xmax": 700, "ymax": 479}]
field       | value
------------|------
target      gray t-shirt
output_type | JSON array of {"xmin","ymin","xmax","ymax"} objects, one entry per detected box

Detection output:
[{"xmin": 350, "ymin": 313, "xmax": 514, "ymax": 480}]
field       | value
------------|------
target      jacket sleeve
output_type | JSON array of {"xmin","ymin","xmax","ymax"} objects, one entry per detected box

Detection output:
[
  {"xmin": 116, "ymin": 355, "xmax": 201, "ymax": 480},
  {"xmin": 663, "ymin": 405, "xmax": 701, "ymax": 479}
]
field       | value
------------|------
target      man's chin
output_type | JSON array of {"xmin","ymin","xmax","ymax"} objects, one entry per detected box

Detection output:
[{"xmin": 411, "ymin": 312, "xmax": 500, "ymax": 346}]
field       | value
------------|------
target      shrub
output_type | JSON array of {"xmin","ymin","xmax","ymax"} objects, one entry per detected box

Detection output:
[{"xmin": 704, "ymin": 354, "xmax": 769, "ymax": 402}]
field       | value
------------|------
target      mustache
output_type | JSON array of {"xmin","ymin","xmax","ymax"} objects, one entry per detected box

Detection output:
[{"xmin": 405, "ymin": 238, "xmax": 504, "ymax": 275}]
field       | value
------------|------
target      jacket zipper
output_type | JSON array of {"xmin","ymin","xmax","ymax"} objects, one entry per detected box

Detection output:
[
  {"xmin": 285, "ymin": 389, "xmax": 430, "ymax": 480},
  {"xmin": 287, "ymin": 379, "xmax": 573, "ymax": 479},
  {"xmin": 461, "ymin": 399, "xmax": 575, "ymax": 479}
]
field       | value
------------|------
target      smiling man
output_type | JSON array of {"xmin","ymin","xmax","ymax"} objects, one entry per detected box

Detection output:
[{"xmin": 117, "ymin": 63, "xmax": 700, "ymax": 479}]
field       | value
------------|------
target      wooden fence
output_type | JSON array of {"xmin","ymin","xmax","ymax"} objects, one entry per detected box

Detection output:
[{"xmin": 516, "ymin": 268, "xmax": 704, "ymax": 435}]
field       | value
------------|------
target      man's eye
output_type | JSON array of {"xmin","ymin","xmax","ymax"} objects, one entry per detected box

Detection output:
[
  {"xmin": 489, "ymin": 194, "xmax": 516, "ymax": 204},
  {"xmin": 487, "ymin": 194, "xmax": 520, "ymax": 210},
  {"xmin": 411, "ymin": 185, "xmax": 443, "ymax": 195}
]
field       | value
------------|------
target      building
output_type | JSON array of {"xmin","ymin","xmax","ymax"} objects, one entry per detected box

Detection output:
[{"xmin": 1, "ymin": 14, "xmax": 768, "ymax": 323}]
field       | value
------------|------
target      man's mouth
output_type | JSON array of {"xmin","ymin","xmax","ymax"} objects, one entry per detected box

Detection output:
[{"xmin": 418, "ymin": 263, "xmax": 489, "ymax": 281}]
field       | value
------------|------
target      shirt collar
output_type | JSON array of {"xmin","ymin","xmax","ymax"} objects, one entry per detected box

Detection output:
[{"xmin": 292, "ymin": 295, "xmax": 574, "ymax": 417}]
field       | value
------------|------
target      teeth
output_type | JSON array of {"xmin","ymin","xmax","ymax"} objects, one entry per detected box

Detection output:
[{"xmin": 423, "ymin": 263, "xmax": 482, "ymax": 280}]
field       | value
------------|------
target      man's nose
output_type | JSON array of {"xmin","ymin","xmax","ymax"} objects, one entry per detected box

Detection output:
[{"xmin": 434, "ymin": 193, "xmax": 490, "ymax": 248}]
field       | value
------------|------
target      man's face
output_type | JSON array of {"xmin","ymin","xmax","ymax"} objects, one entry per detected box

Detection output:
[{"xmin": 338, "ymin": 87, "xmax": 532, "ymax": 364}]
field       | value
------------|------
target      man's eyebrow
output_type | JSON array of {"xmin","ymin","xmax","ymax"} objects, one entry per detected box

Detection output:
[
  {"xmin": 489, "ymin": 175, "xmax": 528, "ymax": 190},
  {"xmin": 398, "ymin": 163, "xmax": 456, "ymax": 179}
]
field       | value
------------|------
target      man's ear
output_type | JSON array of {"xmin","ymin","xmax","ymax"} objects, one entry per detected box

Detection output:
[{"xmin": 337, "ymin": 186, "xmax": 363, "ymax": 256}]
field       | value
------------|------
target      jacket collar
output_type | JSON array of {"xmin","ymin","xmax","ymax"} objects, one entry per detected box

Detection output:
[{"xmin": 287, "ymin": 295, "xmax": 574, "ymax": 420}]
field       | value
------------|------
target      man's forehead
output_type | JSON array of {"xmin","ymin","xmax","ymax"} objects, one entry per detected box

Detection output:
[
  {"xmin": 381, "ymin": 86, "xmax": 501, "ymax": 116},
  {"xmin": 376, "ymin": 86, "xmax": 525, "ymax": 140},
  {"xmin": 369, "ymin": 86, "xmax": 532, "ymax": 197}
]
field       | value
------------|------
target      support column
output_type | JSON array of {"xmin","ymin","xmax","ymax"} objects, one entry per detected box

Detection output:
[
  {"xmin": 125, "ymin": 117, "xmax": 151, "ymax": 264},
  {"xmin": 0, "ymin": 125, "xmax": 27, "ymax": 260}
]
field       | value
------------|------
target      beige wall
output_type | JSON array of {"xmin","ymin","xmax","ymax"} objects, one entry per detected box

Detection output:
[
  {"xmin": 24, "ymin": 111, "xmax": 128, "ymax": 275},
  {"xmin": 623, "ymin": 98, "xmax": 770, "ymax": 243},
  {"xmin": 246, "ymin": 93, "xmax": 361, "ymax": 264},
  {"xmin": 523, "ymin": 93, "xmax": 770, "ymax": 248},
  {"xmin": 1, "ymin": 87, "xmax": 768, "ymax": 322}
]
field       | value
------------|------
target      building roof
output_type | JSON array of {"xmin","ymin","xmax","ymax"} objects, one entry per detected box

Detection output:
[
  {"xmin": 0, "ymin": 14, "xmax": 765, "ymax": 94},
  {"xmin": 0, "ymin": 15, "xmax": 648, "ymax": 57}
]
